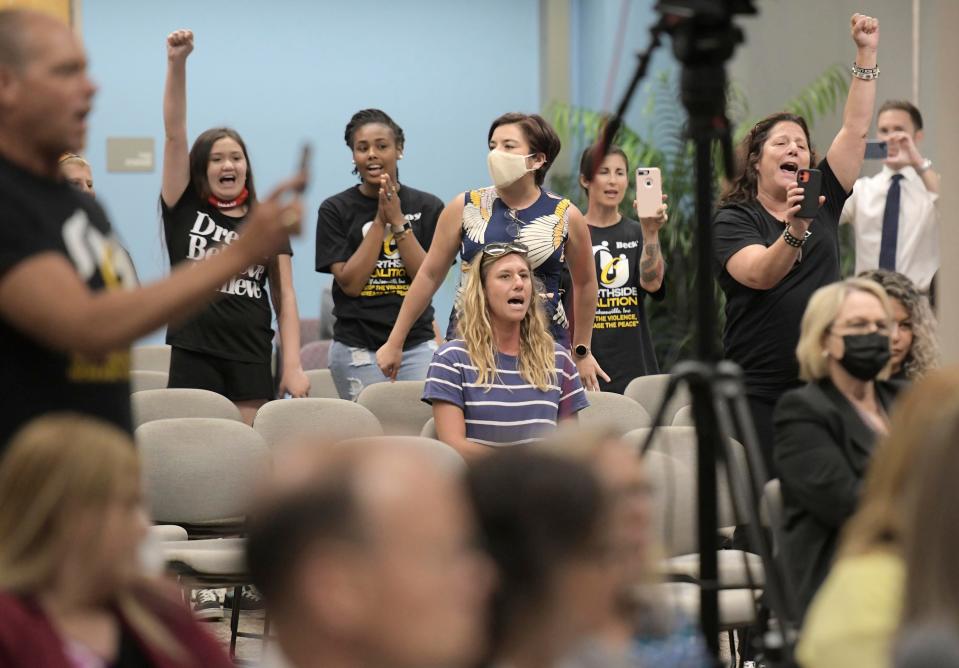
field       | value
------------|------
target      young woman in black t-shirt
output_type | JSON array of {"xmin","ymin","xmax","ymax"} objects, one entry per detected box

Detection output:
[
  {"xmin": 578, "ymin": 144, "xmax": 667, "ymax": 393},
  {"xmin": 315, "ymin": 109, "xmax": 444, "ymax": 401},
  {"xmin": 712, "ymin": 14, "xmax": 880, "ymax": 468},
  {"xmin": 160, "ymin": 30, "xmax": 309, "ymax": 429}
]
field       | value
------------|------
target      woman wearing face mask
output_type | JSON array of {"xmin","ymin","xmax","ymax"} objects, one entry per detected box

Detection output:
[
  {"xmin": 162, "ymin": 30, "xmax": 309, "ymax": 426},
  {"xmin": 422, "ymin": 243, "xmax": 589, "ymax": 459},
  {"xmin": 0, "ymin": 414, "xmax": 233, "ymax": 667},
  {"xmin": 858, "ymin": 270, "xmax": 938, "ymax": 382},
  {"xmin": 773, "ymin": 277, "xmax": 900, "ymax": 619},
  {"xmin": 713, "ymin": 14, "xmax": 880, "ymax": 474},
  {"xmin": 378, "ymin": 112, "xmax": 608, "ymax": 390},
  {"xmin": 315, "ymin": 109, "xmax": 444, "ymax": 400},
  {"xmin": 578, "ymin": 144, "xmax": 667, "ymax": 393}
]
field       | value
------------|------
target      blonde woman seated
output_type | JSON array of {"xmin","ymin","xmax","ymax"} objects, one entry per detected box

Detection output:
[
  {"xmin": 422, "ymin": 242, "xmax": 588, "ymax": 458},
  {"xmin": 798, "ymin": 369, "xmax": 959, "ymax": 668},
  {"xmin": 774, "ymin": 277, "xmax": 901, "ymax": 620},
  {"xmin": 0, "ymin": 414, "xmax": 232, "ymax": 668}
]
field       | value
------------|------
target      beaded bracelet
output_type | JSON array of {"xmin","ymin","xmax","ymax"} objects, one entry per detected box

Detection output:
[
  {"xmin": 851, "ymin": 62, "xmax": 880, "ymax": 80},
  {"xmin": 783, "ymin": 227, "xmax": 811, "ymax": 248}
]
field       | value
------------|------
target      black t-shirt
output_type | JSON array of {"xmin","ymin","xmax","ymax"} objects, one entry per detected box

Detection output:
[
  {"xmin": 713, "ymin": 157, "xmax": 849, "ymax": 399},
  {"xmin": 588, "ymin": 218, "xmax": 666, "ymax": 393},
  {"xmin": 315, "ymin": 184, "xmax": 443, "ymax": 350},
  {"xmin": 0, "ymin": 155, "xmax": 138, "ymax": 449},
  {"xmin": 161, "ymin": 188, "xmax": 292, "ymax": 363}
]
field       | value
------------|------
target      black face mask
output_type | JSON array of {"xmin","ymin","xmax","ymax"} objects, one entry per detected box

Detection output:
[{"xmin": 839, "ymin": 332, "xmax": 891, "ymax": 381}]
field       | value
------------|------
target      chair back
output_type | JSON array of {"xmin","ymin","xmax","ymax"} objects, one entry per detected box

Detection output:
[
  {"xmin": 253, "ymin": 398, "xmax": 382, "ymax": 448},
  {"xmin": 131, "ymin": 344, "xmax": 171, "ymax": 373},
  {"xmin": 137, "ymin": 418, "xmax": 268, "ymax": 524},
  {"xmin": 624, "ymin": 374, "xmax": 692, "ymax": 425},
  {"xmin": 341, "ymin": 435, "xmax": 465, "ymax": 472},
  {"xmin": 300, "ymin": 340, "xmax": 332, "ymax": 370},
  {"xmin": 356, "ymin": 381, "xmax": 431, "ymax": 435},
  {"xmin": 130, "ymin": 370, "xmax": 168, "ymax": 393},
  {"xmin": 306, "ymin": 369, "xmax": 339, "ymax": 399},
  {"xmin": 577, "ymin": 391, "xmax": 652, "ymax": 434},
  {"xmin": 131, "ymin": 388, "xmax": 240, "ymax": 428}
]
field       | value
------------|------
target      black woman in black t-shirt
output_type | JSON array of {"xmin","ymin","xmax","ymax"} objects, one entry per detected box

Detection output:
[
  {"xmin": 315, "ymin": 109, "xmax": 445, "ymax": 401},
  {"xmin": 161, "ymin": 30, "xmax": 309, "ymax": 426},
  {"xmin": 712, "ymin": 13, "xmax": 880, "ymax": 470},
  {"xmin": 578, "ymin": 143, "xmax": 667, "ymax": 394}
]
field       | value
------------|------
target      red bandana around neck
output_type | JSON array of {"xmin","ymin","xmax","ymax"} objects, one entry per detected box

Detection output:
[{"xmin": 208, "ymin": 187, "xmax": 249, "ymax": 210}]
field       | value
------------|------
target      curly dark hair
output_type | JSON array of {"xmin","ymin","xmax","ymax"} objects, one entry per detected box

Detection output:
[
  {"xmin": 487, "ymin": 112, "xmax": 561, "ymax": 187},
  {"xmin": 858, "ymin": 269, "xmax": 939, "ymax": 380},
  {"xmin": 720, "ymin": 112, "xmax": 816, "ymax": 207}
]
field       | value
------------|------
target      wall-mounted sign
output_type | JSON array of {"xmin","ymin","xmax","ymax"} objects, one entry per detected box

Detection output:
[{"xmin": 106, "ymin": 137, "xmax": 155, "ymax": 173}]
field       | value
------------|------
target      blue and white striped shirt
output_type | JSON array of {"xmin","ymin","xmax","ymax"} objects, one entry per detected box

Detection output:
[{"xmin": 422, "ymin": 340, "xmax": 589, "ymax": 447}]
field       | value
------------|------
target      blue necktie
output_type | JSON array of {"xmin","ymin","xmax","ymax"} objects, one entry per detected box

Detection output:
[{"xmin": 879, "ymin": 174, "xmax": 904, "ymax": 270}]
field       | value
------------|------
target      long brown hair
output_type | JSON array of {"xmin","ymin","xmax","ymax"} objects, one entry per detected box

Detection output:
[
  {"xmin": 457, "ymin": 250, "xmax": 557, "ymax": 391},
  {"xmin": 0, "ymin": 414, "xmax": 185, "ymax": 661},
  {"xmin": 900, "ymin": 370, "xmax": 959, "ymax": 629},
  {"xmin": 720, "ymin": 112, "xmax": 816, "ymax": 207},
  {"xmin": 839, "ymin": 369, "xmax": 959, "ymax": 558}
]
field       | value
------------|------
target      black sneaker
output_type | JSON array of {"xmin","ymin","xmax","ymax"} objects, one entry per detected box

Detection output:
[
  {"xmin": 192, "ymin": 589, "xmax": 222, "ymax": 622},
  {"xmin": 224, "ymin": 585, "xmax": 264, "ymax": 612}
]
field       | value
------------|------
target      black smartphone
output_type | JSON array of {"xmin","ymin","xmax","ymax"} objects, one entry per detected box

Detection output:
[
  {"xmin": 296, "ymin": 143, "xmax": 312, "ymax": 194},
  {"xmin": 796, "ymin": 168, "xmax": 823, "ymax": 218},
  {"xmin": 864, "ymin": 140, "xmax": 888, "ymax": 160}
]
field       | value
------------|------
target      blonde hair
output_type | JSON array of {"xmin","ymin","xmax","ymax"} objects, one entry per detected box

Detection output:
[
  {"xmin": 796, "ymin": 278, "xmax": 893, "ymax": 381},
  {"xmin": 457, "ymin": 251, "xmax": 556, "ymax": 391},
  {"xmin": 58, "ymin": 153, "xmax": 90, "ymax": 169},
  {"xmin": 0, "ymin": 414, "xmax": 184, "ymax": 660},
  {"xmin": 839, "ymin": 369, "xmax": 959, "ymax": 558}
]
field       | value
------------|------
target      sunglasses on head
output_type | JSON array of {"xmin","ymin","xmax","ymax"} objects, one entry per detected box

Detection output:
[{"xmin": 482, "ymin": 241, "xmax": 529, "ymax": 258}]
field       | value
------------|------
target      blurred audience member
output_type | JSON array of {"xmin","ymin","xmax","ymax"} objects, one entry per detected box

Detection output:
[
  {"xmin": 466, "ymin": 448, "xmax": 617, "ymax": 668},
  {"xmin": 423, "ymin": 243, "xmax": 588, "ymax": 458},
  {"xmin": 58, "ymin": 153, "xmax": 95, "ymax": 196},
  {"xmin": 859, "ymin": 269, "xmax": 938, "ymax": 381},
  {"xmin": 247, "ymin": 442, "xmax": 491, "ymax": 668},
  {"xmin": 897, "ymin": 373, "xmax": 959, "ymax": 658},
  {"xmin": 774, "ymin": 277, "xmax": 899, "ymax": 618},
  {"xmin": 0, "ymin": 414, "xmax": 231, "ymax": 667},
  {"xmin": 550, "ymin": 429, "xmax": 710, "ymax": 667},
  {"xmin": 799, "ymin": 370, "xmax": 959, "ymax": 667}
]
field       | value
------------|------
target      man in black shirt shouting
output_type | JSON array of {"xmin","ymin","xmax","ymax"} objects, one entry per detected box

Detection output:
[{"xmin": 0, "ymin": 9, "xmax": 305, "ymax": 452}]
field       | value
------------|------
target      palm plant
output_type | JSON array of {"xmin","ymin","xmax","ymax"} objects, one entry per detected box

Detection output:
[{"xmin": 548, "ymin": 64, "xmax": 850, "ymax": 370}]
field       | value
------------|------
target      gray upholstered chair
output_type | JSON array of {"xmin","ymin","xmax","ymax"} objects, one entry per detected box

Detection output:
[
  {"xmin": 356, "ymin": 380, "xmax": 431, "ymax": 435},
  {"xmin": 305, "ymin": 369, "xmax": 339, "ymax": 399},
  {"xmin": 131, "ymin": 388, "xmax": 241, "ymax": 428},
  {"xmin": 624, "ymin": 374, "xmax": 692, "ymax": 425},
  {"xmin": 341, "ymin": 435, "xmax": 465, "ymax": 472},
  {"xmin": 253, "ymin": 398, "xmax": 382, "ymax": 448},
  {"xmin": 129, "ymin": 369, "xmax": 168, "ymax": 393},
  {"xmin": 577, "ymin": 391, "xmax": 652, "ymax": 434},
  {"xmin": 130, "ymin": 344, "xmax": 171, "ymax": 373}
]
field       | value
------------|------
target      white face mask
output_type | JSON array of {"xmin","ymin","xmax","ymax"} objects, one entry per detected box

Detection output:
[{"xmin": 487, "ymin": 150, "xmax": 536, "ymax": 189}]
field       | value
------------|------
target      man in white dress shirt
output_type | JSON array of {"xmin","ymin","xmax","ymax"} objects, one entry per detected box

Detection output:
[{"xmin": 841, "ymin": 100, "xmax": 940, "ymax": 292}]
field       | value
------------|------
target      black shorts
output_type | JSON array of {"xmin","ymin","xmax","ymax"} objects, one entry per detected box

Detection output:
[{"xmin": 168, "ymin": 347, "xmax": 275, "ymax": 402}]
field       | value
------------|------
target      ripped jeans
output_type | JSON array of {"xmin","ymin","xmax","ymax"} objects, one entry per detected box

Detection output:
[{"xmin": 328, "ymin": 339, "xmax": 437, "ymax": 401}]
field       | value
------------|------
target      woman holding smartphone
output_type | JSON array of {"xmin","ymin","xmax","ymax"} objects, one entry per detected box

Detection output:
[
  {"xmin": 578, "ymin": 144, "xmax": 667, "ymax": 393},
  {"xmin": 712, "ymin": 14, "xmax": 879, "ymax": 473},
  {"xmin": 377, "ymin": 112, "xmax": 608, "ymax": 390}
]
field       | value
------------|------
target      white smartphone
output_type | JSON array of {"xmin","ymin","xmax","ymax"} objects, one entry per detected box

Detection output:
[{"xmin": 634, "ymin": 167, "xmax": 663, "ymax": 219}]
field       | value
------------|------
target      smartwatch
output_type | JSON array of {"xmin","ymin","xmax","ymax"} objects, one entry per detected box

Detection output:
[
  {"xmin": 573, "ymin": 344, "xmax": 590, "ymax": 358},
  {"xmin": 390, "ymin": 220, "xmax": 413, "ymax": 236}
]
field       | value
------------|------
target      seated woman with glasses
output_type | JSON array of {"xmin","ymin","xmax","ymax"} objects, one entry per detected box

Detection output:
[
  {"xmin": 422, "ymin": 242, "xmax": 589, "ymax": 459},
  {"xmin": 773, "ymin": 277, "xmax": 901, "ymax": 620}
]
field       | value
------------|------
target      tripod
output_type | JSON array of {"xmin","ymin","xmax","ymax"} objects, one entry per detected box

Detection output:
[{"xmin": 595, "ymin": 2, "xmax": 799, "ymax": 665}]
